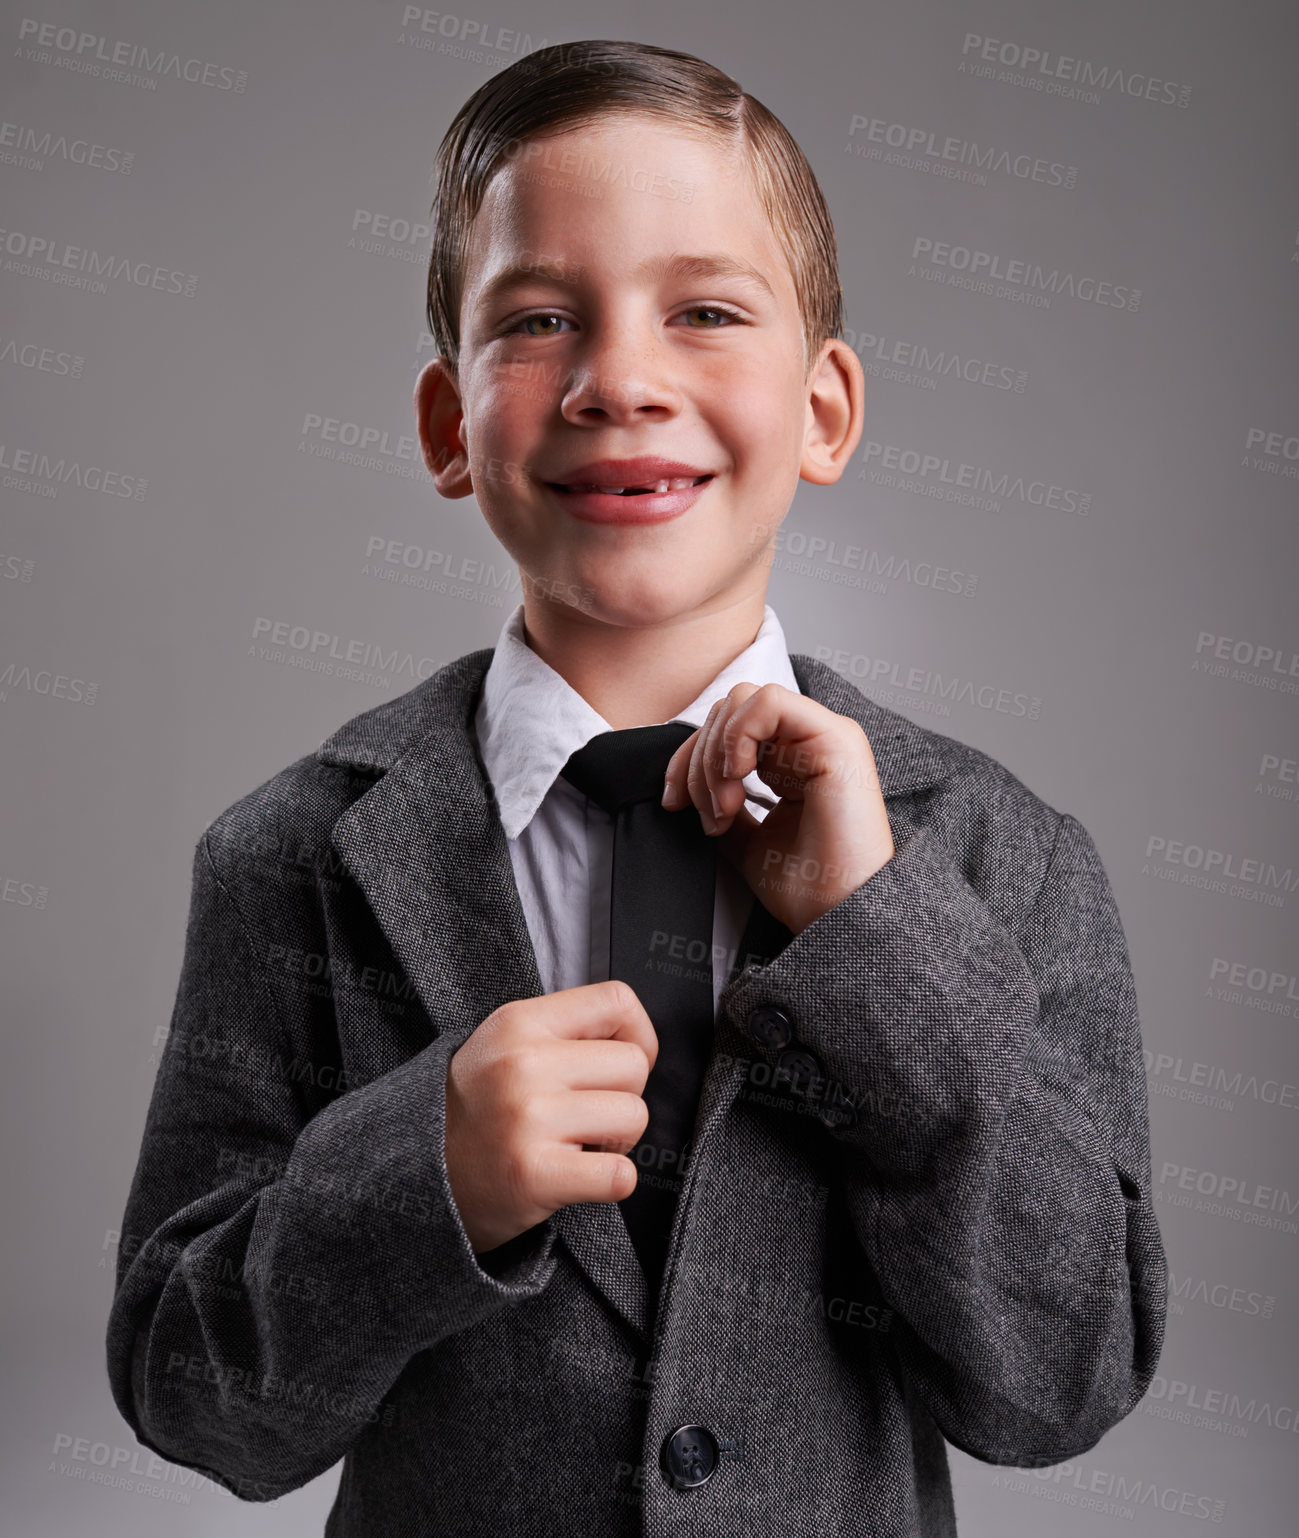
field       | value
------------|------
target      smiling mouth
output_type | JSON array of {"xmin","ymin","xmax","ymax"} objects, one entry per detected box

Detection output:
[{"xmin": 547, "ymin": 475, "xmax": 713, "ymax": 495}]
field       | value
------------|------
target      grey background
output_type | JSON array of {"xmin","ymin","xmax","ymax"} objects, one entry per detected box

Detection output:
[{"xmin": 2, "ymin": 0, "xmax": 1296, "ymax": 1531}]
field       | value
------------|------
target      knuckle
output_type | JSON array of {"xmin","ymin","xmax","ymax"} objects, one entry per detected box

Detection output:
[
  {"xmin": 620, "ymin": 1039, "xmax": 651, "ymax": 1084},
  {"xmin": 480, "ymin": 1048, "xmax": 519, "ymax": 1101},
  {"xmin": 629, "ymin": 1093, "xmax": 650, "ymax": 1138},
  {"xmin": 607, "ymin": 1154, "xmax": 635, "ymax": 1200},
  {"xmin": 500, "ymin": 1138, "xmax": 540, "ymax": 1205},
  {"xmin": 486, "ymin": 1049, "xmax": 539, "ymax": 1117},
  {"xmin": 605, "ymin": 1089, "xmax": 643, "ymax": 1138},
  {"xmin": 481, "ymin": 998, "xmax": 525, "ymax": 1045},
  {"xmin": 606, "ymin": 977, "xmax": 639, "ymax": 1015}
]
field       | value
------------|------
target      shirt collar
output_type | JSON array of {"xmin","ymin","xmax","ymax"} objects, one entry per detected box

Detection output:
[{"xmin": 474, "ymin": 602, "xmax": 801, "ymax": 839}]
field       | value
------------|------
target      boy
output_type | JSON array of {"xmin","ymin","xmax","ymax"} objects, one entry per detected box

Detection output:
[{"xmin": 106, "ymin": 39, "xmax": 1167, "ymax": 1537}]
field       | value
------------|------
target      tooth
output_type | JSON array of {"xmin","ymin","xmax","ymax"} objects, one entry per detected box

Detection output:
[{"xmin": 566, "ymin": 477, "xmax": 706, "ymax": 495}]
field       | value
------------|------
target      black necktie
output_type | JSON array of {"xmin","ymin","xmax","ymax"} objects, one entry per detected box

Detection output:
[{"xmin": 560, "ymin": 722, "xmax": 718, "ymax": 1308}]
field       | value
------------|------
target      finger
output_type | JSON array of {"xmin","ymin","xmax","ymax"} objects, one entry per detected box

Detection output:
[
  {"xmin": 546, "ymin": 1036, "xmax": 654, "ymax": 1095},
  {"xmin": 526, "ymin": 979, "xmax": 658, "ymax": 1074},
  {"xmin": 533, "ymin": 1142, "xmax": 639, "ymax": 1209},
  {"xmin": 685, "ymin": 697, "xmax": 726, "ymax": 829},
  {"xmin": 716, "ymin": 682, "xmax": 768, "ymax": 781},
  {"xmin": 662, "ymin": 725, "xmax": 699, "ymax": 809},
  {"xmin": 703, "ymin": 683, "xmax": 762, "ymax": 827},
  {"xmin": 549, "ymin": 1086, "xmax": 651, "ymax": 1155},
  {"xmin": 695, "ymin": 695, "xmax": 733, "ymax": 823},
  {"xmin": 720, "ymin": 684, "xmax": 844, "ymax": 800}
]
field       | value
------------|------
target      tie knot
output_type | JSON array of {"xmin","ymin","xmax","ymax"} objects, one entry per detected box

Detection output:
[{"xmin": 560, "ymin": 721, "xmax": 695, "ymax": 815}]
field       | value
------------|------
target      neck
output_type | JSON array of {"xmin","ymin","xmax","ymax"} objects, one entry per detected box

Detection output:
[{"xmin": 519, "ymin": 590, "xmax": 770, "ymax": 730}]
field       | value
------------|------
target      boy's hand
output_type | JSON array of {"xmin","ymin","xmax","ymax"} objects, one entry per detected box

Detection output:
[
  {"xmin": 661, "ymin": 683, "xmax": 896, "ymax": 936},
  {"xmin": 444, "ymin": 980, "xmax": 657, "ymax": 1255}
]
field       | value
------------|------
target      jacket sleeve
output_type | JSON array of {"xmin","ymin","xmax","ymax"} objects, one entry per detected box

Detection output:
[
  {"xmin": 105, "ymin": 830, "xmax": 559, "ymax": 1501},
  {"xmin": 721, "ymin": 811, "xmax": 1168, "ymax": 1467}
]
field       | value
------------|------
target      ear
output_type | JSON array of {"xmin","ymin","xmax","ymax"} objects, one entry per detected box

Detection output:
[
  {"xmin": 799, "ymin": 338, "xmax": 865, "ymax": 487},
  {"xmin": 414, "ymin": 358, "xmax": 474, "ymax": 497}
]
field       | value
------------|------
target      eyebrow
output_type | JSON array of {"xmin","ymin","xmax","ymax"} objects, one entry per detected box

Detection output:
[{"xmin": 473, "ymin": 251, "xmax": 778, "ymax": 314}]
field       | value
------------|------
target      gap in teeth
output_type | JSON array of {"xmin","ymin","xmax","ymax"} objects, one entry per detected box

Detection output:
[{"xmin": 567, "ymin": 475, "xmax": 709, "ymax": 494}]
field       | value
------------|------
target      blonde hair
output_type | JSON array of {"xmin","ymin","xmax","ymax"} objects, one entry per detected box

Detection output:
[{"xmin": 426, "ymin": 39, "xmax": 844, "ymax": 380}]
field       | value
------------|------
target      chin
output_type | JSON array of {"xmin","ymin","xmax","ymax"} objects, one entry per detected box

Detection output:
[{"xmin": 574, "ymin": 582, "xmax": 702, "ymax": 632}]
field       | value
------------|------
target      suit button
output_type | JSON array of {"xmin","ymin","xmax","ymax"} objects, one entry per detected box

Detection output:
[
  {"xmin": 744, "ymin": 1003, "xmax": 793, "ymax": 1049},
  {"xmin": 819, "ymin": 1098, "xmax": 856, "ymax": 1130},
  {"xmin": 775, "ymin": 1045, "xmax": 822, "ymax": 1097},
  {"xmin": 660, "ymin": 1424, "xmax": 719, "ymax": 1490}
]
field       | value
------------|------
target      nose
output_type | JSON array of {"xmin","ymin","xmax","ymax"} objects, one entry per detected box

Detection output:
[{"xmin": 558, "ymin": 323, "xmax": 681, "ymax": 427}]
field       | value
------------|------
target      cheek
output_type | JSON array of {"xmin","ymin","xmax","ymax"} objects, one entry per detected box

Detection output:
[
  {"xmin": 469, "ymin": 375, "xmax": 531, "ymax": 438},
  {"xmin": 713, "ymin": 374, "xmax": 803, "ymax": 459}
]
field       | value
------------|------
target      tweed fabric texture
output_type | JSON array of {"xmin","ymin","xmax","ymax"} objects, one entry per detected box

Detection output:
[{"xmin": 105, "ymin": 647, "xmax": 1168, "ymax": 1536}]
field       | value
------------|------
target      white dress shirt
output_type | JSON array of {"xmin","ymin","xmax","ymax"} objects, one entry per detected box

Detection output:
[{"xmin": 471, "ymin": 602, "xmax": 802, "ymax": 1015}]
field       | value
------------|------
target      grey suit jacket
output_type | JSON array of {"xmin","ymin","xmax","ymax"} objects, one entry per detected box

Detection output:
[{"xmin": 105, "ymin": 647, "xmax": 1168, "ymax": 1536}]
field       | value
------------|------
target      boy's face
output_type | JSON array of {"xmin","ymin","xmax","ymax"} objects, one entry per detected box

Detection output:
[{"xmin": 416, "ymin": 111, "xmax": 862, "ymax": 632}]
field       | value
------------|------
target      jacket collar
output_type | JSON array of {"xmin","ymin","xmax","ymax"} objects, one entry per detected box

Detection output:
[
  {"xmin": 317, "ymin": 645, "xmax": 950, "ymax": 800},
  {"xmin": 320, "ymin": 645, "xmax": 948, "ymax": 1345},
  {"xmin": 473, "ymin": 601, "xmax": 802, "ymax": 841}
]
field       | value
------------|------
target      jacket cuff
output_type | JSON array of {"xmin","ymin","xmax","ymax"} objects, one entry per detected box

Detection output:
[
  {"xmin": 282, "ymin": 1028, "xmax": 559, "ymax": 1336},
  {"xmin": 717, "ymin": 825, "xmax": 1052, "ymax": 1167}
]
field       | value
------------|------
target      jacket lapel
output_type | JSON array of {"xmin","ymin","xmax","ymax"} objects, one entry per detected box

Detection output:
[
  {"xmin": 321, "ymin": 650, "xmax": 651, "ymax": 1341},
  {"xmin": 318, "ymin": 645, "xmax": 949, "ymax": 1347}
]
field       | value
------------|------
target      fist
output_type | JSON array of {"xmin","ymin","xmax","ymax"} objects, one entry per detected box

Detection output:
[{"xmin": 444, "ymin": 979, "xmax": 658, "ymax": 1254}]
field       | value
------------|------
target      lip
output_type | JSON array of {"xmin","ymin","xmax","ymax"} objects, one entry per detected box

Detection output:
[
  {"xmin": 540, "ymin": 457, "xmax": 716, "ymax": 525},
  {"xmin": 547, "ymin": 457, "xmax": 713, "ymax": 485}
]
